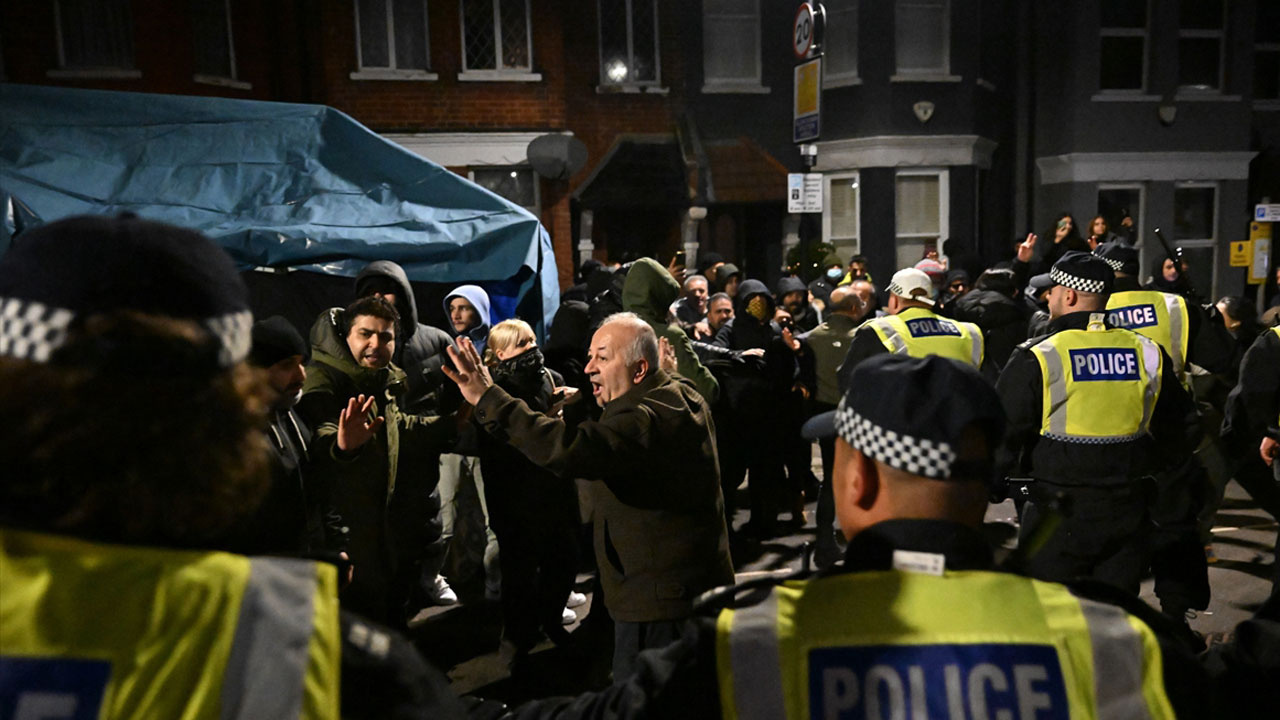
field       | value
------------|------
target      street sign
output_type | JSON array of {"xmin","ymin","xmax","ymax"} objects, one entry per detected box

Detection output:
[
  {"xmin": 787, "ymin": 174, "xmax": 805, "ymax": 213},
  {"xmin": 793, "ymin": 3, "xmax": 815, "ymax": 59},
  {"xmin": 1256, "ymin": 204, "xmax": 1280, "ymax": 222},
  {"xmin": 1249, "ymin": 222, "xmax": 1272, "ymax": 284},
  {"xmin": 1229, "ymin": 240, "xmax": 1252, "ymax": 267},
  {"xmin": 803, "ymin": 173, "xmax": 823, "ymax": 213},
  {"xmin": 793, "ymin": 57, "xmax": 822, "ymax": 143},
  {"xmin": 786, "ymin": 173, "xmax": 824, "ymax": 213}
]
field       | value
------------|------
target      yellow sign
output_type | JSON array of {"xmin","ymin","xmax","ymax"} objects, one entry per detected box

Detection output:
[
  {"xmin": 1249, "ymin": 222, "xmax": 1272, "ymax": 284},
  {"xmin": 1229, "ymin": 240, "xmax": 1252, "ymax": 267},
  {"xmin": 795, "ymin": 61, "xmax": 819, "ymax": 115}
]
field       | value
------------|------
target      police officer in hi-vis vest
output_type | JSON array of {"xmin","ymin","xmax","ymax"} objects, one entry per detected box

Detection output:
[
  {"xmin": 996, "ymin": 251, "xmax": 1199, "ymax": 598},
  {"xmin": 838, "ymin": 267, "xmax": 988, "ymax": 389},
  {"xmin": 0, "ymin": 216, "xmax": 465, "ymax": 720},
  {"xmin": 1094, "ymin": 239, "xmax": 1234, "ymax": 623},
  {"xmin": 504, "ymin": 353, "xmax": 1237, "ymax": 719}
]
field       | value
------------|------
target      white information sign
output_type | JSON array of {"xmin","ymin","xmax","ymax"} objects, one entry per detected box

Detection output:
[
  {"xmin": 787, "ymin": 173, "xmax": 823, "ymax": 213},
  {"xmin": 1255, "ymin": 204, "xmax": 1280, "ymax": 222}
]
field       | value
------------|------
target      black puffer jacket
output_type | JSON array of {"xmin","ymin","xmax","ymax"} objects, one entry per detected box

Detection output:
[
  {"xmin": 951, "ymin": 289, "xmax": 1030, "ymax": 370},
  {"xmin": 712, "ymin": 280, "xmax": 797, "ymax": 416}
]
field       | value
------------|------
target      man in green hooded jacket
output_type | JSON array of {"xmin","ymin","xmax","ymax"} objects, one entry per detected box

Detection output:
[{"xmin": 622, "ymin": 257, "xmax": 719, "ymax": 404}]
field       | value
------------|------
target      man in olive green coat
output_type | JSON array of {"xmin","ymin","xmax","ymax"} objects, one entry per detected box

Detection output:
[{"xmin": 297, "ymin": 296, "xmax": 457, "ymax": 627}]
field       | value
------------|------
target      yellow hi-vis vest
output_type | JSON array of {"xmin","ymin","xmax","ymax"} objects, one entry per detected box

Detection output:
[
  {"xmin": 0, "ymin": 528, "xmax": 341, "ymax": 720},
  {"xmin": 715, "ymin": 569, "xmax": 1175, "ymax": 720},
  {"xmin": 1030, "ymin": 313, "xmax": 1163, "ymax": 443},
  {"xmin": 866, "ymin": 307, "xmax": 985, "ymax": 367},
  {"xmin": 1105, "ymin": 290, "xmax": 1190, "ymax": 382}
]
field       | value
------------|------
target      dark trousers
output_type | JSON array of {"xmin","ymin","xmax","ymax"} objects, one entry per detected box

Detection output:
[
  {"xmin": 490, "ymin": 513, "xmax": 579, "ymax": 650},
  {"xmin": 1020, "ymin": 485, "xmax": 1151, "ymax": 596},
  {"xmin": 612, "ymin": 618, "xmax": 685, "ymax": 682},
  {"xmin": 1149, "ymin": 454, "xmax": 1211, "ymax": 613}
]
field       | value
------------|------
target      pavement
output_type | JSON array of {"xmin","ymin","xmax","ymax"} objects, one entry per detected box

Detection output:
[{"xmin": 409, "ymin": 465, "xmax": 1277, "ymax": 708}]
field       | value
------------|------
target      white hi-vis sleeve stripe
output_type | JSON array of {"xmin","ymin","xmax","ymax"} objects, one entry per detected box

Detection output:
[
  {"xmin": 1163, "ymin": 295, "xmax": 1185, "ymax": 375},
  {"xmin": 1078, "ymin": 598, "xmax": 1154, "ymax": 720},
  {"xmin": 220, "ymin": 557, "xmax": 318, "ymax": 720},
  {"xmin": 1035, "ymin": 343, "xmax": 1070, "ymax": 438},
  {"xmin": 876, "ymin": 321, "xmax": 910, "ymax": 355},
  {"xmin": 728, "ymin": 593, "xmax": 786, "ymax": 720},
  {"xmin": 1137, "ymin": 336, "xmax": 1162, "ymax": 436},
  {"xmin": 969, "ymin": 325, "xmax": 984, "ymax": 368}
]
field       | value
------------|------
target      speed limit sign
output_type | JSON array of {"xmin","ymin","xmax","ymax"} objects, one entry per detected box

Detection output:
[{"xmin": 793, "ymin": 3, "xmax": 815, "ymax": 59}]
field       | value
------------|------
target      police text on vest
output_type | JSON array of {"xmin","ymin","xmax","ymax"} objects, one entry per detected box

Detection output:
[{"xmin": 1067, "ymin": 348, "xmax": 1140, "ymax": 381}]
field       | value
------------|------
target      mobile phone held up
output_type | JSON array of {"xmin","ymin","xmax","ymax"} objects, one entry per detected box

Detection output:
[{"xmin": 672, "ymin": 250, "xmax": 686, "ymax": 268}]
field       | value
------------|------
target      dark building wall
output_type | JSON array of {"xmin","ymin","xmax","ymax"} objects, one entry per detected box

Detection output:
[{"xmin": 858, "ymin": 167, "xmax": 898, "ymax": 288}]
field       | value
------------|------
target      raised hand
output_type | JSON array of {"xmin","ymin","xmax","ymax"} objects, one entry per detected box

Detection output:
[
  {"xmin": 337, "ymin": 394, "xmax": 384, "ymax": 452},
  {"xmin": 658, "ymin": 337, "xmax": 679, "ymax": 373},
  {"xmin": 1016, "ymin": 233, "xmax": 1037, "ymax": 263},
  {"xmin": 443, "ymin": 337, "xmax": 494, "ymax": 406}
]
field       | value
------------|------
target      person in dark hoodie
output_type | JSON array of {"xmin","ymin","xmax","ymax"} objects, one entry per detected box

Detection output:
[
  {"xmin": 621, "ymin": 257, "xmax": 720, "ymax": 404},
  {"xmin": 354, "ymin": 261, "xmax": 455, "ymax": 416},
  {"xmin": 776, "ymin": 275, "xmax": 820, "ymax": 333},
  {"xmin": 712, "ymin": 278, "xmax": 801, "ymax": 538}
]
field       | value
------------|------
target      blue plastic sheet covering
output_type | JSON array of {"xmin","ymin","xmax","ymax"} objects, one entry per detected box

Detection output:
[{"xmin": 0, "ymin": 84, "xmax": 559, "ymax": 333}]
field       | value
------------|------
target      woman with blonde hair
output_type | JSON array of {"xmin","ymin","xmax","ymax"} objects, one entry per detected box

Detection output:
[{"xmin": 479, "ymin": 319, "xmax": 583, "ymax": 662}]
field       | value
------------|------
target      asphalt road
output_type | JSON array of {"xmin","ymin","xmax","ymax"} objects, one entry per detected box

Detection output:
[{"xmin": 412, "ymin": 473, "xmax": 1277, "ymax": 707}]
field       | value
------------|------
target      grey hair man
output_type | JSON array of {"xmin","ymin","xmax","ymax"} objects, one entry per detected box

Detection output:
[{"xmin": 443, "ymin": 311, "xmax": 733, "ymax": 680}]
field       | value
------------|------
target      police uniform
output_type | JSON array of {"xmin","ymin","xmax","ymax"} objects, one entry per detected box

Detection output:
[
  {"xmin": 1095, "ymin": 241, "xmax": 1230, "ymax": 618},
  {"xmin": 506, "ymin": 355, "xmax": 1219, "ymax": 720},
  {"xmin": 838, "ymin": 268, "xmax": 986, "ymax": 389},
  {"xmin": 995, "ymin": 253, "xmax": 1198, "ymax": 596}
]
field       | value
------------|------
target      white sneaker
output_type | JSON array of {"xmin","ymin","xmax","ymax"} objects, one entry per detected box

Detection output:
[
  {"xmin": 565, "ymin": 591, "xmax": 587, "ymax": 609},
  {"xmin": 428, "ymin": 575, "xmax": 458, "ymax": 606},
  {"xmin": 561, "ymin": 606, "xmax": 577, "ymax": 625}
]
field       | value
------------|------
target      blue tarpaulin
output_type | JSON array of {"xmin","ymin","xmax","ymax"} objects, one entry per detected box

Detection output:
[{"xmin": 0, "ymin": 84, "xmax": 558, "ymax": 333}]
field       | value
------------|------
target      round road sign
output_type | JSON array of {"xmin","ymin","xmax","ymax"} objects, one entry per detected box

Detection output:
[{"xmin": 793, "ymin": 3, "xmax": 815, "ymax": 59}]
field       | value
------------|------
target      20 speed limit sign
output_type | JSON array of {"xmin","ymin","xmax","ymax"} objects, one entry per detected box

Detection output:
[{"xmin": 793, "ymin": 3, "xmax": 816, "ymax": 59}]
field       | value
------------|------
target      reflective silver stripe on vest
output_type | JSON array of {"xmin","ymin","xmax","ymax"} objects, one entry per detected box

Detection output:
[
  {"xmin": 220, "ymin": 557, "xmax": 318, "ymax": 720},
  {"xmin": 1136, "ymin": 336, "xmax": 1162, "ymax": 435},
  {"xmin": 876, "ymin": 320, "xmax": 910, "ymax": 355},
  {"xmin": 1162, "ymin": 294, "xmax": 1186, "ymax": 375},
  {"xmin": 728, "ymin": 591, "xmax": 786, "ymax": 720},
  {"xmin": 1078, "ymin": 597, "xmax": 1153, "ymax": 720},
  {"xmin": 967, "ymin": 325, "xmax": 983, "ymax": 367},
  {"xmin": 1034, "ymin": 342, "xmax": 1070, "ymax": 438}
]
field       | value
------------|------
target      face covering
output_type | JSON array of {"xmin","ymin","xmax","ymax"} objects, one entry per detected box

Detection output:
[
  {"xmin": 826, "ymin": 268, "xmax": 844, "ymax": 282},
  {"xmin": 746, "ymin": 295, "xmax": 770, "ymax": 322}
]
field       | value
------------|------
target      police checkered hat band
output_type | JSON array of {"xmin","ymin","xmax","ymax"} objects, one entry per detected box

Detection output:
[
  {"xmin": 1048, "ymin": 251, "xmax": 1114, "ymax": 295},
  {"xmin": 801, "ymin": 354, "xmax": 1006, "ymax": 482},
  {"xmin": 834, "ymin": 402, "xmax": 957, "ymax": 479},
  {"xmin": 0, "ymin": 214, "xmax": 253, "ymax": 368},
  {"xmin": 1093, "ymin": 240, "xmax": 1139, "ymax": 276}
]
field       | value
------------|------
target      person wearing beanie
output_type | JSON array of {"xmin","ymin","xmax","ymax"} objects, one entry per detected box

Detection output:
[
  {"xmin": 225, "ymin": 316, "xmax": 348, "ymax": 559},
  {"xmin": 838, "ymin": 267, "xmax": 987, "ymax": 389},
  {"xmin": 995, "ymin": 251, "xmax": 1199, "ymax": 605},
  {"xmin": 807, "ymin": 252, "xmax": 846, "ymax": 307},
  {"xmin": 496, "ymin": 354, "xmax": 1246, "ymax": 719},
  {"xmin": 0, "ymin": 215, "xmax": 466, "ymax": 719}
]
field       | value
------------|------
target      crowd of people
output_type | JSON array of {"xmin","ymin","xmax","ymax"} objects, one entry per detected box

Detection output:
[{"xmin": 2, "ymin": 212, "xmax": 1279, "ymax": 718}]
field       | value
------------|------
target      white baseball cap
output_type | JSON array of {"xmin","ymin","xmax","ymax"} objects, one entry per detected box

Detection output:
[{"xmin": 886, "ymin": 268, "xmax": 934, "ymax": 301}]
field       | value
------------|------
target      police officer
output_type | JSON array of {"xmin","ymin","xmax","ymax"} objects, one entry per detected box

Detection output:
[
  {"xmin": 503, "ymin": 354, "xmax": 1219, "ymax": 718},
  {"xmin": 838, "ymin": 268, "xmax": 986, "ymax": 389},
  {"xmin": 0, "ymin": 216, "xmax": 464, "ymax": 719},
  {"xmin": 1095, "ymin": 239, "xmax": 1232, "ymax": 620},
  {"xmin": 996, "ymin": 251, "xmax": 1198, "ymax": 597}
]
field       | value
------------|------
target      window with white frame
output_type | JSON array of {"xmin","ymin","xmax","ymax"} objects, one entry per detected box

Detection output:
[
  {"xmin": 471, "ymin": 167, "xmax": 539, "ymax": 216},
  {"xmin": 1172, "ymin": 183, "xmax": 1218, "ymax": 297},
  {"xmin": 52, "ymin": 0, "xmax": 137, "ymax": 74},
  {"xmin": 1099, "ymin": 0, "xmax": 1147, "ymax": 91},
  {"xmin": 354, "ymin": 0, "xmax": 432, "ymax": 78},
  {"xmin": 823, "ymin": 172, "xmax": 860, "ymax": 257},
  {"xmin": 702, "ymin": 0, "xmax": 763, "ymax": 92},
  {"xmin": 1178, "ymin": 0, "xmax": 1224, "ymax": 92},
  {"xmin": 598, "ymin": 0, "xmax": 659, "ymax": 87},
  {"xmin": 894, "ymin": 170, "xmax": 948, "ymax": 272},
  {"xmin": 894, "ymin": 0, "xmax": 948, "ymax": 76},
  {"xmin": 191, "ymin": 0, "xmax": 247, "ymax": 87},
  {"xmin": 460, "ymin": 0, "xmax": 532, "ymax": 75},
  {"xmin": 1256, "ymin": 1, "xmax": 1280, "ymax": 100},
  {"xmin": 824, "ymin": 0, "xmax": 859, "ymax": 84}
]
